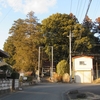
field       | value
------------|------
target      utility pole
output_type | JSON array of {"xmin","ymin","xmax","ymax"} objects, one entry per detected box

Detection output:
[
  {"xmin": 84, "ymin": 0, "xmax": 92, "ymax": 21},
  {"xmin": 37, "ymin": 47, "xmax": 40, "ymax": 82},
  {"xmin": 49, "ymin": 46, "xmax": 53, "ymax": 80},
  {"xmin": 37, "ymin": 46, "xmax": 43, "ymax": 82},
  {"xmin": 69, "ymin": 30, "xmax": 72, "ymax": 78},
  {"xmin": 51, "ymin": 46, "xmax": 53, "ymax": 79},
  {"xmin": 67, "ymin": 30, "xmax": 72, "ymax": 80}
]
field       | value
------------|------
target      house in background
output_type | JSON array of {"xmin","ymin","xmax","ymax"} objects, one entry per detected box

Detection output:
[
  {"xmin": 0, "ymin": 49, "xmax": 9, "ymax": 66},
  {"xmin": 72, "ymin": 56, "xmax": 94, "ymax": 83},
  {"xmin": 0, "ymin": 49, "xmax": 9, "ymax": 58},
  {"xmin": 0, "ymin": 49, "xmax": 19, "ymax": 91},
  {"xmin": 0, "ymin": 49, "xmax": 9, "ymax": 68},
  {"xmin": 0, "ymin": 49, "xmax": 11, "ymax": 78}
]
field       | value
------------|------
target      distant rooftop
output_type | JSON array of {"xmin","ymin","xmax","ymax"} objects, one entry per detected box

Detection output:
[{"xmin": 0, "ymin": 49, "xmax": 9, "ymax": 58}]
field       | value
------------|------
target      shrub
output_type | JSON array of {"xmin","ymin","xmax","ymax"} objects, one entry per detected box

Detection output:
[
  {"xmin": 19, "ymin": 76, "xmax": 23, "ymax": 82},
  {"xmin": 52, "ymin": 72, "xmax": 62, "ymax": 82},
  {"xmin": 62, "ymin": 73, "xmax": 70, "ymax": 83},
  {"xmin": 56, "ymin": 60, "xmax": 69, "ymax": 76}
]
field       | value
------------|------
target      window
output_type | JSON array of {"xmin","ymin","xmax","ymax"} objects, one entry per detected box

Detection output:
[{"xmin": 79, "ymin": 61, "xmax": 86, "ymax": 65}]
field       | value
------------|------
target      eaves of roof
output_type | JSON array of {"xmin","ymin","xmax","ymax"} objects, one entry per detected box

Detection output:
[{"xmin": 0, "ymin": 49, "xmax": 9, "ymax": 58}]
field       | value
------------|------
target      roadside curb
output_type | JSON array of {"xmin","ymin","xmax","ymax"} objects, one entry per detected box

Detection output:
[
  {"xmin": 0, "ymin": 82, "xmax": 37, "ymax": 98},
  {"xmin": 66, "ymin": 90, "xmax": 100, "ymax": 100}
]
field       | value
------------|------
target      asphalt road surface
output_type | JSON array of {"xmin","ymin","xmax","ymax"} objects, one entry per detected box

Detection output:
[{"xmin": 0, "ymin": 83, "xmax": 99, "ymax": 100}]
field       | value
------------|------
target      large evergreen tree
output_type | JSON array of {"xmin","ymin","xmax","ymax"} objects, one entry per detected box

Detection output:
[
  {"xmin": 4, "ymin": 11, "xmax": 43, "ymax": 72},
  {"xmin": 41, "ymin": 13, "xmax": 95, "ymax": 63}
]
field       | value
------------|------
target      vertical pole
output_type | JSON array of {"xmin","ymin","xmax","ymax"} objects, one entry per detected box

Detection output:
[
  {"xmin": 96, "ymin": 61, "xmax": 98, "ymax": 79},
  {"xmin": 38, "ymin": 47, "xmax": 40, "ymax": 82},
  {"xmin": 51, "ymin": 46, "xmax": 53, "ymax": 78},
  {"xmin": 50, "ymin": 46, "xmax": 53, "ymax": 81},
  {"xmin": 69, "ymin": 30, "xmax": 72, "ymax": 79}
]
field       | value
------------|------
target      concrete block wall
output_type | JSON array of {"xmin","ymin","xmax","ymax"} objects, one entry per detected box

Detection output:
[{"xmin": 0, "ymin": 79, "xmax": 19, "ymax": 92}]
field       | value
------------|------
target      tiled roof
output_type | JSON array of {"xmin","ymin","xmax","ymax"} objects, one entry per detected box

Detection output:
[
  {"xmin": 0, "ymin": 49, "xmax": 9, "ymax": 58},
  {"xmin": 72, "ymin": 55, "xmax": 94, "ymax": 59}
]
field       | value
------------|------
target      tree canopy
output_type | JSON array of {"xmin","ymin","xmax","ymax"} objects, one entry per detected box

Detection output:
[
  {"xmin": 4, "ymin": 11, "xmax": 43, "ymax": 72},
  {"xmin": 3, "ymin": 12, "xmax": 99, "ymax": 73},
  {"xmin": 41, "ymin": 13, "xmax": 95, "ymax": 63}
]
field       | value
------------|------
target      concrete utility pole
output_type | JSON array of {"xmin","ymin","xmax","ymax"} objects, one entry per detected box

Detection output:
[
  {"xmin": 37, "ymin": 46, "xmax": 43, "ymax": 82},
  {"xmin": 51, "ymin": 46, "xmax": 53, "ymax": 78},
  {"xmin": 69, "ymin": 30, "xmax": 72, "ymax": 78},
  {"xmin": 67, "ymin": 31, "xmax": 72, "ymax": 80},
  {"xmin": 84, "ymin": 0, "xmax": 92, "ymax": 21},
  {"xmin": 49, "ymin": 46, "xmax": 53, "ymax": 80}
]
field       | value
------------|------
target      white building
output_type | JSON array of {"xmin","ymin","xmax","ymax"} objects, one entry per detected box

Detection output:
[{"xmin": 72, "ymin": 56, "xmax": 94, "ymax": 83}]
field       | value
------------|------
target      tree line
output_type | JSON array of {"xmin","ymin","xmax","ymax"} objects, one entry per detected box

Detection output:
[{"xmin": 3, "ymin": 11, "xmax": 100, "ymax": 73}]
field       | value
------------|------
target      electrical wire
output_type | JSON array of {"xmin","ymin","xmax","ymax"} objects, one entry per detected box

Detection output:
[
  {"xmin": 76, "ymin": 0, "xmax": 83, "ymax": 20},
  {"xmin": 72, "ymin": 0, "xmax": 93, "ymax": 54},
  {"xmin": 84, "ymin": 0, "xmax": 92, "ymax": 21},
  {"xmin": 90, "ymin": 0, "xmax": 98, "ymax": 20},
  {"xmin": 0, "ymin": 8, "xmax": 12, "ymax": 23},
  {"xmin": 93, "ymin": 0, "xmax": 100, "ymax": 21},
  {"xmin": 0, "ymin": 0, "xmax": 18, "ymax": 24},
  {"xmin": 70, "ymin": 0, "xmax": 72, "ymax": 13},
  {"xmin": 79, "ymin": 0, "xmax": 87, "ymax": 22},
  {"xmin": 76, "ymin": 0, "xmax": 80, "ymax": 18}
]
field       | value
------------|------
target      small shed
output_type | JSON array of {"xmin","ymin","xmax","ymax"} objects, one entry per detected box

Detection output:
[{"xmin": 72, "ymin": 56, "xmax": 93, "ymax": 83}]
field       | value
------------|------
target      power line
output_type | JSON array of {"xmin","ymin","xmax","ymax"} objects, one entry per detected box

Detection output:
[
  {"xmin": 76, "ymin": 0, "xmax": 83, "ymax": 20},
  {"xmin": 70, "ymin": 0, "xmax": 72, "ymax": 13},
  {"xmin": 0, "ymin": 8, "xmax": 12, "ymax": 23},
  {"xmin": 79, "ymin": 0, "xmax": 87, "ymax": 22},
  {"xmin": 0, "ymin": 0, "xmax": 18, "ymax": 24},
  {"xmin": 84, "ymin": 0, "xmax": 92, "ymax": 21},
  {"xmin": 76, "ymin": 0, "xmax": 80, "ymax": 17},
  {"xmin": 93, "ymin": 0, "xmax": 100, "ymax": 21}
]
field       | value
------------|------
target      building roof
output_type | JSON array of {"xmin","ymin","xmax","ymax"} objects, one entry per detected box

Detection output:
[
  {"xmin": 0, "ymin": 49, "xmax": 9, "ymax": 58},
  {"xmin": 72, "ymin": 55, "xmax": 94, "ymax": 59}
]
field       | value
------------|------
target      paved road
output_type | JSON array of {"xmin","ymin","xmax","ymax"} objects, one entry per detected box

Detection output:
[{"xmin": 0, "ymin": 83, "xmax": 99, "ymax": 100}]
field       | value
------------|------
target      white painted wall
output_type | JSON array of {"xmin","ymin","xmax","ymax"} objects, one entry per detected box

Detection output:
[
  {"xmin": 75, "ymin": 70, "xmax": 92, "ymax": 83},
  {"xmin": 73, "ymin": 56, "xmax": 93, "ymax": 83},
  {"xmin": 73, "ymin": 56, "xmax": 93, "ymax": 70}
]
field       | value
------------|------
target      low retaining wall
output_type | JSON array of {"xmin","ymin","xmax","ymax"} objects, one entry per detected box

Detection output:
[{"xmin": 0, "ymin": 79, "xmax": 19, "ymax": 94}]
